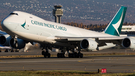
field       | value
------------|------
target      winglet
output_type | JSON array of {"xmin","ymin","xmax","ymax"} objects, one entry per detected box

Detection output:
[{"xmin": 104, "ymin": 6, "xmax": 127, "ymax": 36}]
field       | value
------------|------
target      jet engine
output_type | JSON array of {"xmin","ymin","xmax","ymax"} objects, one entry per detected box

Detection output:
[
  {"xmin": 80, "ymin": 39, "xmax": 98, "ymax": 51},
  {"xmin": 122, "ymin": 37, "xmax": 135, "ymax": 49},
  {"xmin": 9, "ymin": 38, "xmax": 26, "ymax": 49},
  {"xmin": 0, "ymin": 35, "xmax": 11, "ymax": 46}
]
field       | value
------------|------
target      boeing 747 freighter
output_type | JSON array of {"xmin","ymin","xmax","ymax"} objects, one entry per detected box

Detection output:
[{"xmin": 1, "ymin": 6, "xmax": 131, "ymax": 58}]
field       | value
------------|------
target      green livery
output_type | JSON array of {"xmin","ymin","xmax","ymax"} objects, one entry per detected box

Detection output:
[
  {"xmin": 104, "ymin": 6, "xmax": 127, "ymax": 36},
  {"xmin": 21, "ymin": 21, "xmax": 26, "ymax": 29}
]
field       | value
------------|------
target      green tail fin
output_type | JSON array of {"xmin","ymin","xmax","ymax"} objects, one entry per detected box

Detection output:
[{"xmin": 104, "ymin": 6, "xmax": 127, "ymax": 36}]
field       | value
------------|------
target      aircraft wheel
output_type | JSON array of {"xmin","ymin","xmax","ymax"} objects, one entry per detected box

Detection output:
[
  {"xmin": 11, "ymin": 50, "xmax": 14, "ymax": 52},
  {"xmin": 57, "ymin": 53, "xmax": 60, "ymax": 58},
  {"xmin": 42, "ymin": 51, "xmax": 45, "ymax": 55},
  {"xmin": 79, "ymin": 53, "xmax": 83, "ymax": 58},
  {"xmin": 76, "ymin": 53, "xmax": 79, "ymax": 58},
  {"xmin": 44, "ymin": 54, "xmax": 47, "ymax": 58},
  {"xmin": 5, "ymin": 49, "xmax": 8, "ymax": 52},
  {"xmin": 61, "ymin": 53, "xmax": 65, "ymax": 58},
  {"xmin": 47, "ymin": 53, "xmax": 50, "ymax": 58},
  {"xmin": 43, "ymin": 53, "xmax": 50, "ymax": 58},
  {"xmin": 68, "ymin": 53, "xmax": 71, "ymax": 58},
  {"xmin": 68, "ymin": 53, "xmax": 74, "ymax": 58},
  {"xmin": 68, "ymin": 53, "xmax": 83, "ymax": 58},
  {"xmin": 57, "ymin": 53, "xmax": 65, "ymax": 58}
]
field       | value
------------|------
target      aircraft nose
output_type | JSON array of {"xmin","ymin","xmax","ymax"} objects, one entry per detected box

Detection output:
[{"xmin": 1, "ymin": 18, "xmax": 10, "ymax": 31}]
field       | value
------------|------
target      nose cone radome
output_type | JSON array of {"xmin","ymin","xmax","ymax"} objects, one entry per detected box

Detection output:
[{"xmin": 1, "ymin": 19, "xmax": 10, "ymax": 31}]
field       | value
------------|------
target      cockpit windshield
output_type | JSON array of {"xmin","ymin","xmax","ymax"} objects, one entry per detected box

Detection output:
[{"xmin": 9, "ymin": 13, "xmax": 18, "ymax": 15}]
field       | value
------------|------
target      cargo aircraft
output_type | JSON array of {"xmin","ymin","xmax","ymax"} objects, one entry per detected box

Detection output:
[{"xmin": 1, "ymin": 6, "xmax": 130, "ymax": 58}]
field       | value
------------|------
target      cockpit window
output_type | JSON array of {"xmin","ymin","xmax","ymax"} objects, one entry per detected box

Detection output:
[{"xmin": 10, "ymin": 13, "xmax": 18, "ymax": 15}]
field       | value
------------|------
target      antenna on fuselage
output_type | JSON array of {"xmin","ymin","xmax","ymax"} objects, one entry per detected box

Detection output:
[{"xmin": 53, "ymin": 5, "xmax": 63, "ymax": 23}]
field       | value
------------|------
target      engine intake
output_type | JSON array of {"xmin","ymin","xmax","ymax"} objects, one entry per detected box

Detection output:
[
  {"xmin": 80, "ymin": 39, "xmax": 89, "ymax": 49},
  {"xmin": 122, "ymin": 37, "xmax": 135, "ymax": 49},
  {"xmin": 0, "ymin": 35, "xmax": 11, "ymax": 46},
  {"xmin": 122, "ymin": 38, "xmax": 130, "ymax": 48},
  {"xmin": 80, "ymin": 39, "xmax": 98, "ymax": 51},
  {"xmin": 10, "ymin": 38, "xmax": 26, "ymax": 49}
]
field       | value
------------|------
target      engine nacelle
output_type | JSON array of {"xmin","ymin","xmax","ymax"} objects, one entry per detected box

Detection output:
[
  {"xmin": 80, "ymin": 39, "xmax": 98, "ymax": 51},
  {"xmin": 9, "ymin": 38, "xmax": 26, "ymax": 49},
  {"xmin": 122, "ymin": 37, "xmax": 135, "ymax": 49},
  {"xmin": 0, "ymin": 35, "xmax": 11, "ymax": 46}
]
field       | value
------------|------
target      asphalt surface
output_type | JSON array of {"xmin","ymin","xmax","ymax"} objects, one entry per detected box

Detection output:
[{"xmin": 0, "ymin": 49, "xmax": 135, "ymax": 73}]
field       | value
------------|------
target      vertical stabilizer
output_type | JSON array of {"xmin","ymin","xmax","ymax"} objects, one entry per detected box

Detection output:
[{"xmin": 104, "ymin": 6, "xmax": 127, "ymax": 36}]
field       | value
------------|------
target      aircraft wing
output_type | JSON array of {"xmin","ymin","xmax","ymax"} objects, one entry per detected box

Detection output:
[{"xmin": 55, "ymin": 36, "xmax": 125, "ymax": 41}]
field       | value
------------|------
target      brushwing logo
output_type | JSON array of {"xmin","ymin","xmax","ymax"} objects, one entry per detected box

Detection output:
[
  {"xmin": 104, "ymin": 6, "xmax": 127, "ymax": 36},
  {"xmin": 21, "ymin": 21, "xmax": 26, "ymax": 29},
  {"xmin": 112, "ymin": 12, "xmax": 123, "ymax": 35}
]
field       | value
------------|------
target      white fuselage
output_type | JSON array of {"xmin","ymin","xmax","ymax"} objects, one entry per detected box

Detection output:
[{"xmin": 1, "ymin": 11, "xmax": 117, "ymax": 44}]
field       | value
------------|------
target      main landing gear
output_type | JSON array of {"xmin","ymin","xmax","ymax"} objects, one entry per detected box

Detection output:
[
  {"xmin": 41, "ymin": 47, "xmax": 83, "ymax": 58},
  {"xmin": 42, "ymin": 47, "xmax": 50, "ymax": 58},
  {"xmin": 57, "ymin": 48, "xmax": 83, "ymax": 58},
  {"xmin": 68, "ymin": 49, "xmax": 83, "ymax": 58},
  {"xmin": 68, "ymin": 52, "xmax": 83, "ymax": 58},
  {"xmin": 57, "ymin": 49, "xmax": 66, "ymax": 58}
]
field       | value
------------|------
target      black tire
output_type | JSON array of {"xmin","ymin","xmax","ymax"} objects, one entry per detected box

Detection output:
[
  {"xmin": 57, "ymin": 53, "xmax": 60, "ymax": 58},
  {"xmin": 68, "ymin": 53, "xmax": 71, "ymax": 58},
  {"xmin": 59, "ymin": 53, "xmax": 62, "ymax": 58},
  {"xmin": 61, "ymin": 53, "xmax": 65, "ymax": 58},
  {"xmin": 11, "ymin": 50, "xmax": 14, "ymax": 52},
  {"xmin": 76, "ymin": 53, "xmax": 79, "ymax": 58},
  {"xmin": 79, "ymin": 53, "xmax": 83, "ymax": 58},
  {"xmin": 42, "ymin": 51, "xmax": 45, "ymax": 55},
  {"xmin": 44, "ymin": 54, "xmax": 47, "ymax": 58},
  {"xmin": 57, "ymin": 53, "xmax": 65, "ymax": 58},
  {"xmin": 48, "ymin": 53, "xmax": 50, "ymax": 58},
  {"xmin": 5, "ymin": 49, "xmax": 8, "ymax": 52},
  {"xmin": 69, "ymin": 53, "xmax": 74, "ymax": 58},
  {"xmin": 72, "ymin": 53, "xmax": 75, "ymax": 58}
]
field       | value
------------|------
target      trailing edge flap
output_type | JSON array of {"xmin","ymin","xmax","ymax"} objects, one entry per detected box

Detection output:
[{"xmin": 55, "ymin": 36, "xmax": 125, "ymax": 42}]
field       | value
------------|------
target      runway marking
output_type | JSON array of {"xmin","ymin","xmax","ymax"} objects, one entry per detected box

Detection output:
[{"xmin": 78, "ymin": 61, "xmax": 81, "ymax": 62}]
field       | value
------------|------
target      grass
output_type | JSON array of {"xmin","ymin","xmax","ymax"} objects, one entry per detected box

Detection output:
[{"xmin": 0, "ymin": 70, "xmax": 135, "ymax": 76}]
